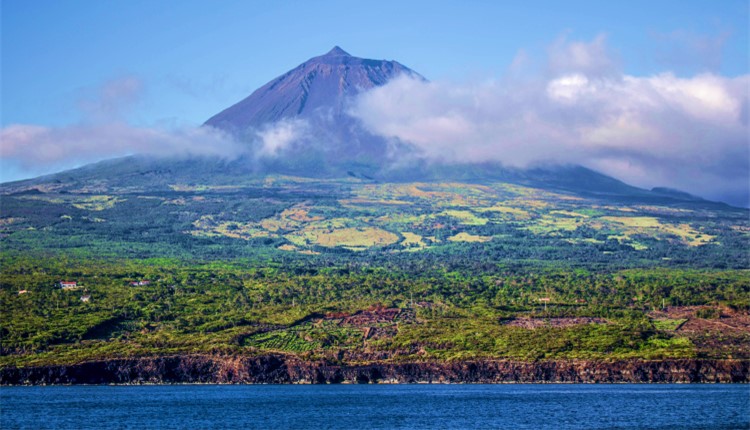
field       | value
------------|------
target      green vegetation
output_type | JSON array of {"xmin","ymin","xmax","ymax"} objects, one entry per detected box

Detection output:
[
  {"xmin": 652, "ymin": 318, "xmax": 687, "ymax": 331},
  {"xmin": 1, "ymin": 176, "xmax": 748, "ymax": 368},
  {"xmin": 1, "ymin": 177, "xmax": 746, "ymax": 267},
  {"xmin": 1, "ymin": 255, "xmax": 748, "ymax": 368}
]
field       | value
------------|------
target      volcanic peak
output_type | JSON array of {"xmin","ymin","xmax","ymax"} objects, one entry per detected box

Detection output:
[{"xmin": 324, "ymin": 46, "xmax": 351, "ymax": 57}]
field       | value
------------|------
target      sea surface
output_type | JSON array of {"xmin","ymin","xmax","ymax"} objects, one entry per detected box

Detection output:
[{"xmin": 1, "ymin": 384, "xmax": 748, "ymax": 429}]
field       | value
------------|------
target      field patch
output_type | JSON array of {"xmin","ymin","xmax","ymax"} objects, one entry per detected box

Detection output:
[
  {"xmin": 607, "ymin": 235, "xmax": 649, "ymax": 250},
  {"xmin": 400, "ymin": 231, "xmax": 427, "ymax": 250},
  {"xmin": 0, "ymin": 217, "xmax": 24, "ymax": 226},
  {"xmin": 286, "ymin": 225, "xmax": 399, "ymax": 248},
  {"xmin": 441, "ymin": 210, "xmax": 488, "ymax": 226},
  {"xmin": 258, "ymin": 206, "xmax": 324, "ymax": 232},
  {"xmin": 278, "ymin": 244, "xmax": 320, "ymax": 255},
  {"xmin": 448, "ymin": 232, "xmax": 492, "ymax": 243},
  {"xmin": 550, "ymin": 210, "xmax": 589, "ymax": 218},
  {"xmin": 353, "ymin": 183, "xmax": 498, "ymax": 208},
  {"xmin": 652, "ymin": 318, "xmax": 688, "ymax": 331},
  {"xmin": 71, "ymin": 195, "xmax": 124, "ymax": 211},
  {"xmin": 602, "ymin": 216, "xmax": 715, "ymax": 246},
  {"xmin": 189, "ymin": 216, "xmax": 275, "ymax": 240},
  {"xmin": 602, "ymin": 216, "xmax": 661, "ymax": 228},
  {"xmin": 16, "ymin": 194, "xmax": 125, "ymax": 211},
  {"xmin": 476, "ymin": 205, "xmax": 531, "ymax": 219},
  {"xmin": 339, "ymin": 198, "xmax": 412, "ymax": 207},
  {"xmin": 525, "ymin": 215, "xmax": 583, "ymax": 234}
]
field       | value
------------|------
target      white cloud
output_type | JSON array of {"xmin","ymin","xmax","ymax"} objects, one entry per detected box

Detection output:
[
  {"xmin": 547, "ymin": 34, "xmax": 619, "ymax": 77},
  {"xmin": 0, "ymin": 122, "xmax": 245, "ymax": 172},
  {"xmin": 0, "ymin": 76, "xmax": 249, "ymax": 182},
  {"xmin": 546, "ymin": 74, "xmax": 592, "ymax": 101},
  {"xmin": 255, "ymin": 118, "xmax": 309, "ymax": 157},
  {"xmin": 350, "ymin": 35, "xmax": 749, "ymax": 206}
]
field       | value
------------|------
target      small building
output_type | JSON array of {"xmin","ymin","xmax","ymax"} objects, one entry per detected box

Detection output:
[
  {"xmin": 538, "ymin": 297, "xmax": 551, "ymax": 311},
  {"xmin": 80, "ymin": 295, "xmax": 91, "ymax": 302},
  {"xmin": 18, "ymin": 290, "xmax": 28, "ymax": 295},
  {"xmin": 60, "ymin": 281, "xmax": 78, "ymax": 289}
]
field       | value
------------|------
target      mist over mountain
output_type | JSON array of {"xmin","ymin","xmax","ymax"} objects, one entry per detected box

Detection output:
[
  {"xmin": 202, "ymin": 47, "xmax": 422, "ymax": 169},
  {"xmin": 1, "ymin": 46, "xmax": 740, "ymax": 209}
]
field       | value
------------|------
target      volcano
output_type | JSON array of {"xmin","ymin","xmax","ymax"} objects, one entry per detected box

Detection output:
[
  {"xmin": 0, "ymin": 47, "xmax": 723, "ymax": 205},
  {"xmin": 205, "ymin": 46, "xmax": 420, "ymax": 133},
  {"xmin": 199, "ymin": 47, "xmax": 695, "ymax": 198},
  {"xmin": 201, "ymin": 46, "xmax": 422, "ymax": 171}
]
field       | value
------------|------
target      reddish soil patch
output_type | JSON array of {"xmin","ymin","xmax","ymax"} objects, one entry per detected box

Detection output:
[
  {"xmin": 501, "ymin": 317, "xmax": 607, "ymax": 329},
  {"xmin": 649, "ymin": 306, "xmax": 750, "ymax": 359},
  {"xmin": 341, "ymin": 306, "xmax": 414, "ymax": 327},
  {"xmin": 649, "ymin": 306, "xmax": 750, "ymax": 334},
  {"xmin": 321, "ymin": 305, "xmax": 414, "ymax": 330},
  {"xmin": 321, "ymin": 306, "xmax": 414, "ymax": 342},
  {"xmin": 362, "ymin": 326, "xmax": 398, "ymax": 340}
]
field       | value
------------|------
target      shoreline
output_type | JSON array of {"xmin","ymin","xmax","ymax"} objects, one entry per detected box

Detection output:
[{"xmin": 2, "ymin": 355, "xmax": 748, "ymax": 385}]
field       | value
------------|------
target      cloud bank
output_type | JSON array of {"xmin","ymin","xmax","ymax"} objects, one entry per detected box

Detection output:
[
  {"xmin": 256, "ymin": 118, "xmax": 310, "ymax": 157},
  {"xmin": 350, "ymin": 36, "xmax": 749, "ymax": 206},
  {"xmin": 1, "ymin": 122, "xmax": 244, "ymax": 166},
  {"xmin": 1, "ymin": 77, "xmax": 248, "ymax": 181}
]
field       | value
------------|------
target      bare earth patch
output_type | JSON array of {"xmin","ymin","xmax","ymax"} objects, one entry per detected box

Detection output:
[
  {"xmin": 501, "ymin": 317, "xmax": 607, "ymax": 328},
  {"xmin": 649, "ymin": 306, "xmax": 750, "ymax": 358}
]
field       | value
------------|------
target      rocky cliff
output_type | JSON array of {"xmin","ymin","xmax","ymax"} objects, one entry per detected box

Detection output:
[{"xmin": 2, "ymin": 356, "xmax": 747, "ymax": 385}]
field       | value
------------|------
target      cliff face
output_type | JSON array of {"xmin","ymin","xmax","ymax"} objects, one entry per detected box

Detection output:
[{"xmin": 1, "ymin": 356, "xmax": 748, "ymax": 385}]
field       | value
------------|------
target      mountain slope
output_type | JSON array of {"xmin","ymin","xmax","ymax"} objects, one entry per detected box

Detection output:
[
  {"xmin": 0, "ymin": 47, "xmax": 734, "ymax": 207},
  {"xmin": 202, "ymin": 47, "xmax": 422, "ymax": 170},
  {"xmin": 206, "ymin": 46, "xmax": 420, "ymax": 133}
]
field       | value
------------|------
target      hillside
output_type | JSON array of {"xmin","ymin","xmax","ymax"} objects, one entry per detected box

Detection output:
[
  {"xmin": 0, "ymin": 173, "xmax": 747, "ymax": 266},
  {"xmin": 1, "ymin": 48, "xmax": 748, "ymax": 382},
  {"xmin": 2, "ymin": 173, "xmax": 748, "ymax": 378}
]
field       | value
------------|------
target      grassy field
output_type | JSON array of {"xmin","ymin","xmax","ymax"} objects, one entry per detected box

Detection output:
[{"xmin": 133, "ymin": 179, "xmax": 739, "ymax": 257}]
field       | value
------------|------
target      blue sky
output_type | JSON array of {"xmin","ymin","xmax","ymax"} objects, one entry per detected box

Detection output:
[
  {"xmin": 1, "ymin": 0, "xmax": 748, "ymax": 204},
  {"xmin": 3, "ymin": 0, "xmax": 747, "ymax": 126}
]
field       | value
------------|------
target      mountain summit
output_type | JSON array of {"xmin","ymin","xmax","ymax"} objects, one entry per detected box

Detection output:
[
  {"xmin": 204, "ymin": 47, "xmax": 420, "ymax": 135},
  {"xmin": 324, "ymin": 46, "xmax": 351, "ymax": 56}
]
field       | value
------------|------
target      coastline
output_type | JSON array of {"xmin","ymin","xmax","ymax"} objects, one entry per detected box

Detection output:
[{"xmin": 2, "ymin": 355, "xmax": 748, "ymax": 385}]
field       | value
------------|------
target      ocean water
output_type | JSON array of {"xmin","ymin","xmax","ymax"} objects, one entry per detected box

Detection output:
[{"xmin": 1, "ymin": 384, "xmax": 747, "ymax": 429}]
